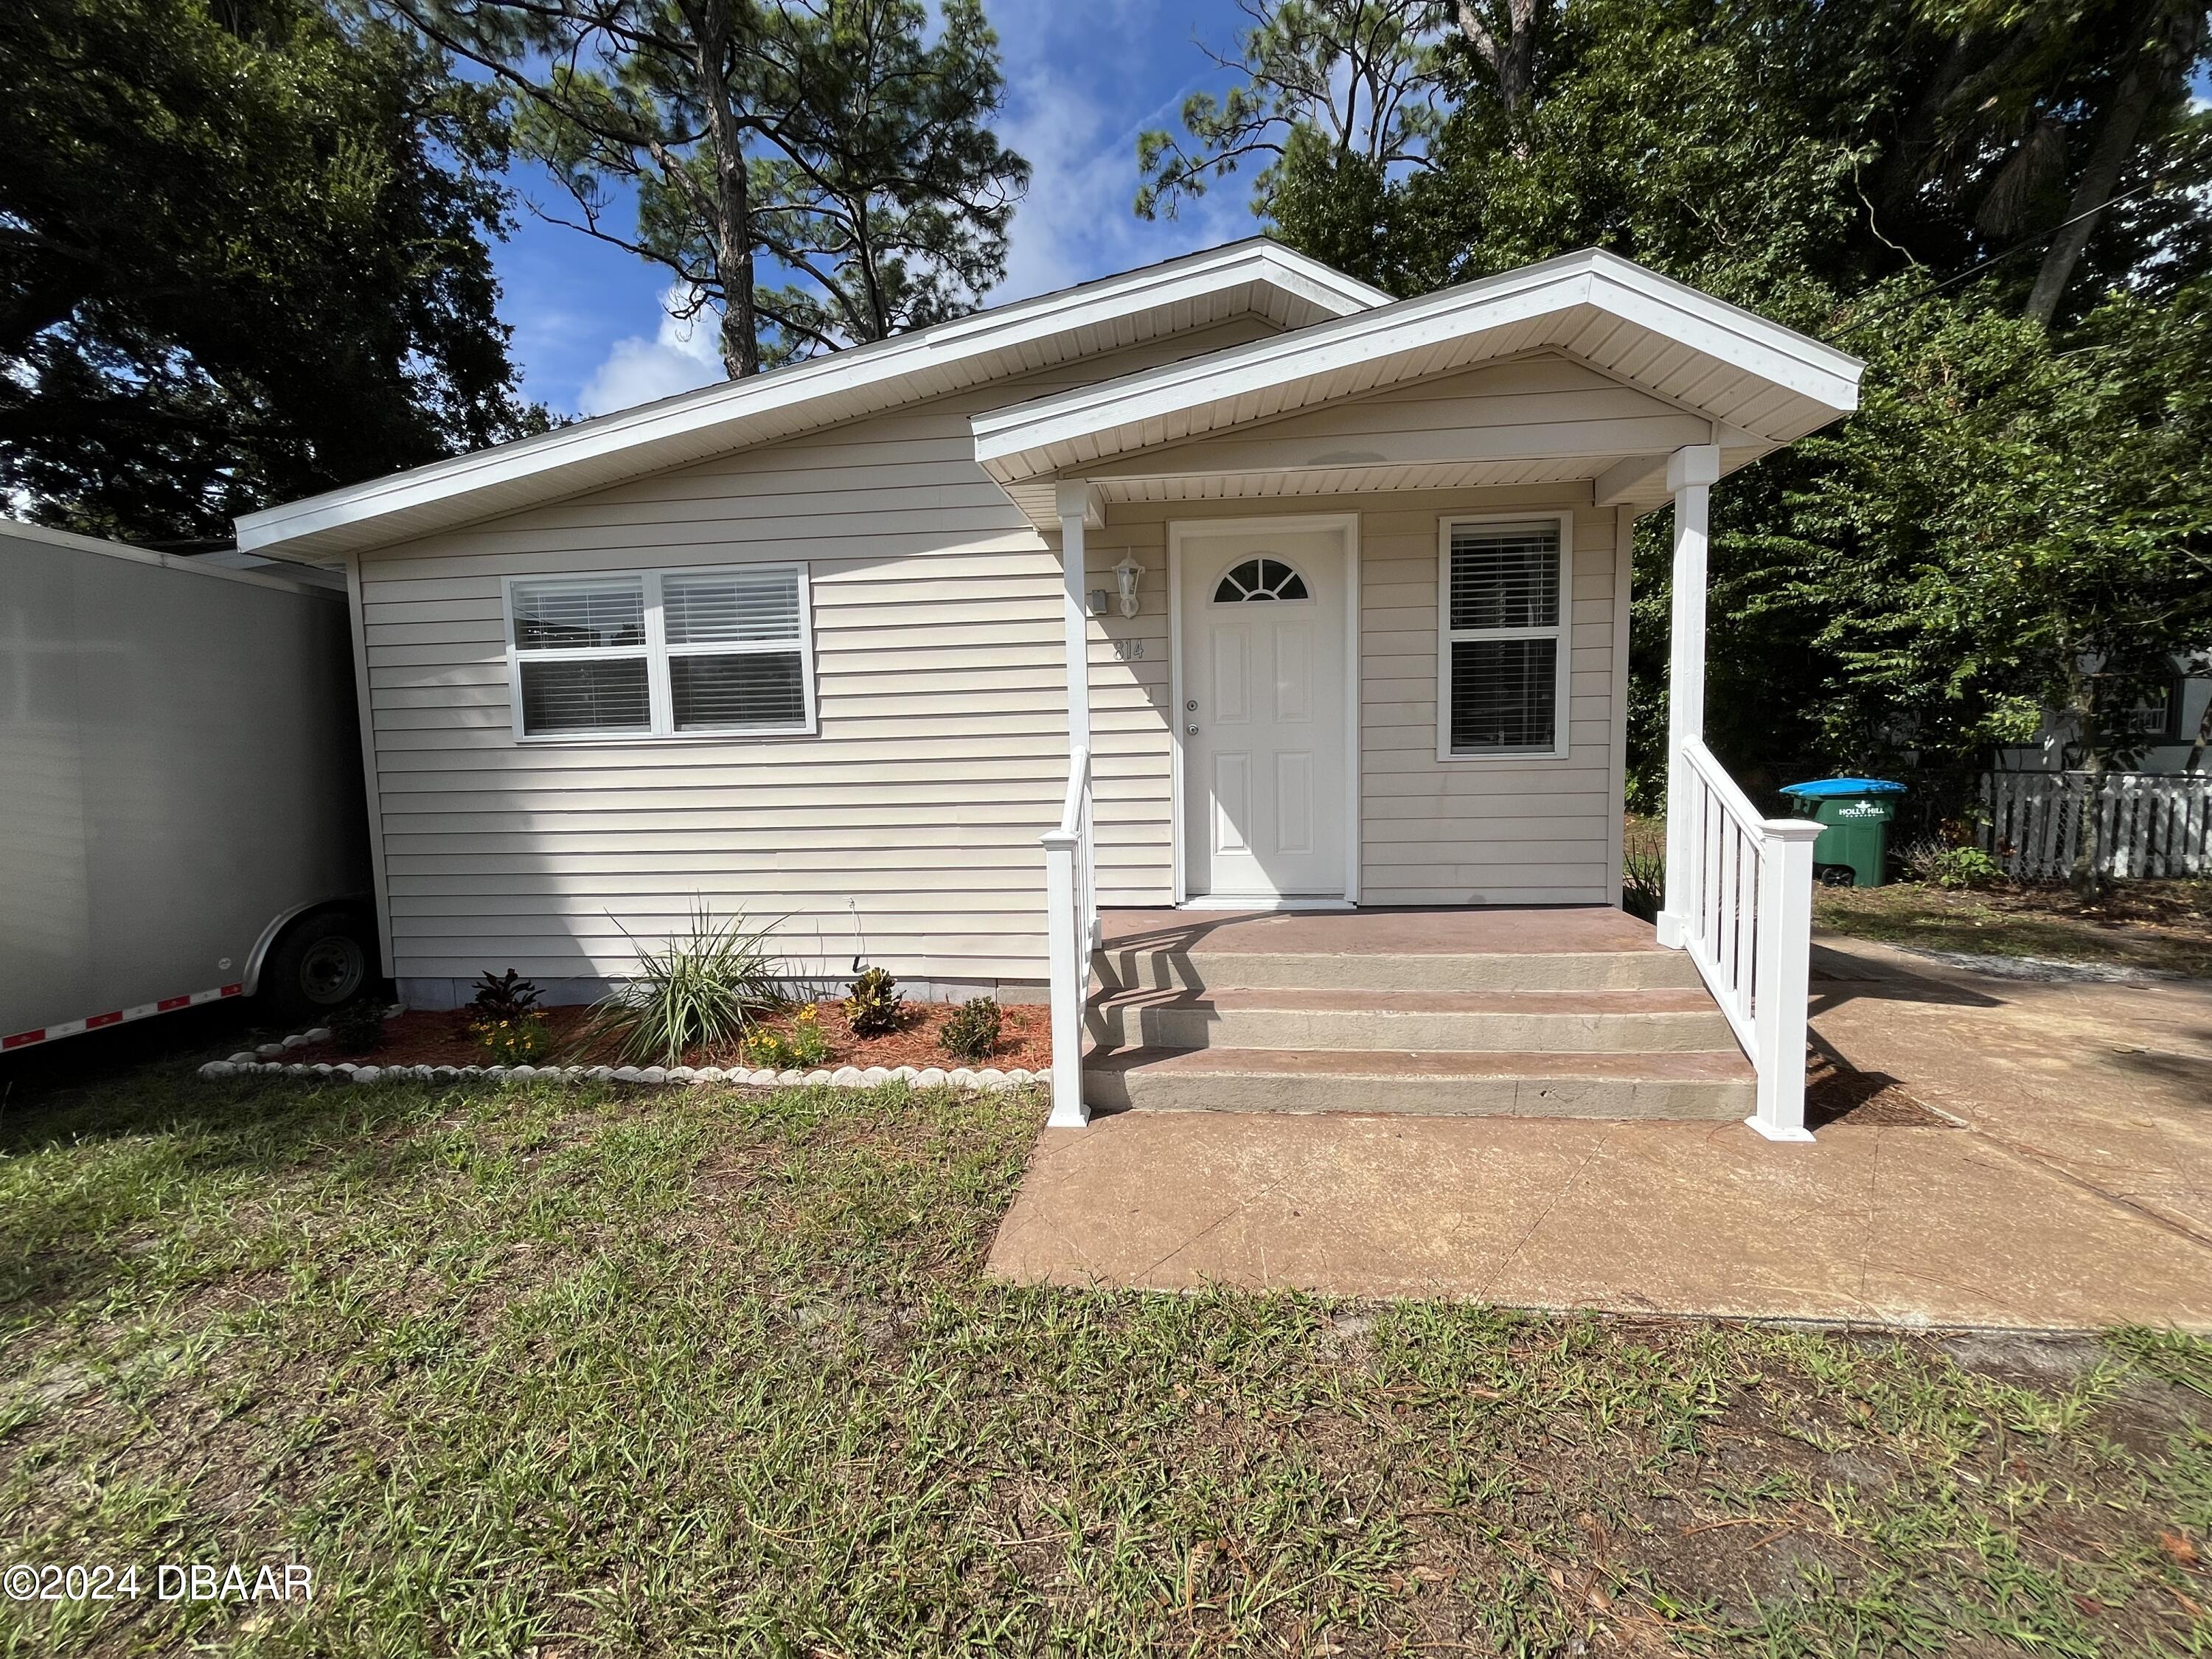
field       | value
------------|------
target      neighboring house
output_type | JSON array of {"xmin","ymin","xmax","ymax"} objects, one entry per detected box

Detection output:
[
  {"xmin": 234, "ymin": 241, "xmax": 1862, "ymax": 1138},
  {"xmin": 1981, "ymin": 654, "xmax": 2211, "ymax": 880},
  {"xmin": 1994, "ymin": 657, "xmax": 2212, "ymax": 775}
]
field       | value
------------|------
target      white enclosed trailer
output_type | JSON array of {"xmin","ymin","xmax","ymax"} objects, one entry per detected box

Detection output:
[{"xmin": 1, "ymin": 519, "xmax": 375, "ymax": 1051}]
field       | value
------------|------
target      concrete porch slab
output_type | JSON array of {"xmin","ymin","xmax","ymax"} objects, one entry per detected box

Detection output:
[
  {"xmin": 987, "ymin": 1110, "xmax": 2212, "ymax": 1329},
  {"xmin": 1004, "ymin": 918, "xmax": 2212, "ymax": 1330},
  {"xmin": 1099, "ymin": 904, "xmax": 1674, "ymax": 956}
]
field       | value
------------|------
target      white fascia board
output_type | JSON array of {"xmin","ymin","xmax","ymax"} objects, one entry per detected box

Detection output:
[
  {"xmin": 234, "ymin": 239, "xmax": 1388, "ymax": 560},
  {"xmin": 973, "ymin": 249, "xmax": 1864, "ymax": 484}
]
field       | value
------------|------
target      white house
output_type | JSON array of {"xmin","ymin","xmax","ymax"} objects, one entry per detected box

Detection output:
[{"xmin": 235, "ymin": 241, "xmax": 1862, "ymax": 1140}]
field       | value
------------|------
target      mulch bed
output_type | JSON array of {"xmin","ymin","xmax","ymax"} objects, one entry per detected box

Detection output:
[{"xmin": 296, "ymin": 998, "xmax": 1053, "ymax": 1074}]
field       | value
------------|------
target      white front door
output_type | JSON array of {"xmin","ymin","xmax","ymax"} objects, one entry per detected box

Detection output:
[{"xmin": 1178, "ymin": 526, "xmax": 1349, "ymax": 900}]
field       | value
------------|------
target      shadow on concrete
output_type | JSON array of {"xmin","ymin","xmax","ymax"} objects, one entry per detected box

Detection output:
[
  {"xmin": 1803, "ymin": 1031, "xmax": 1955, "ymax": 1130},
  {"xmin": 1809, "ymin": 942, "xmax": 2006, "ymax": 1015},
  {"xmin": 2105, "ymin": 1044, "xmax": 2212, "ymax": 1102}
]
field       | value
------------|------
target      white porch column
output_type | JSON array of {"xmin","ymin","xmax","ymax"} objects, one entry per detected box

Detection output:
[
  {"xmin": 1656, "ymin": 444, "xmax": 1719, "ymax": 949},
  {"xmin": 1043, "ymin": 480, "xmax": 1096, "ymax": 1130},
  {"xmin": 1055, "ymin": 480, "xmax": 1093, "ymax": 758}
]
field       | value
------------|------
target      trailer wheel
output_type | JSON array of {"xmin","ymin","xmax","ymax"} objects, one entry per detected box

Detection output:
[{"xmin": 260, "ymin": 910, "xmax": 375, "ymax": 1023}]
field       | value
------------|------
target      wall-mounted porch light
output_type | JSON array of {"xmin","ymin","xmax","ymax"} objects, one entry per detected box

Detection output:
[{"xmin": 1113, "ymin": 553, "xmax": 1142, "ymax": 619}]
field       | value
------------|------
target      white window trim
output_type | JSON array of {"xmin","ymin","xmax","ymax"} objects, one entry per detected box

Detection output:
[
  {"xmin": 500, "ymin": 561, "xmax": 818, "ymax": 744},
  {"xmin": 1436, "ymin": 511, "xmax": 1573, "ymax": 763}
]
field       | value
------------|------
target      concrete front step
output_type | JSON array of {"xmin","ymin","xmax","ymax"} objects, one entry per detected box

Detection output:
[
  {"xmin": 1096, "ymin": 905, "xmax": 1703, "ymax": 993},
  {"xmin": 1096, "ymin": 947, "xmax": 1700, "ymax": 994},
  {"xmin": 1083, "ymin": 1046, "xmax": 1756, "ymax": 1119},
  {"xmin": 1086, "ymin": 985, "xmax": 1736, "ymax": 1054}
]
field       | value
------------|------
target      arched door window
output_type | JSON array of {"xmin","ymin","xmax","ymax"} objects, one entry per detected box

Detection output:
[{"xmin": 1211, "ymin": 557, "xmax": 1310, "ymax": 603}]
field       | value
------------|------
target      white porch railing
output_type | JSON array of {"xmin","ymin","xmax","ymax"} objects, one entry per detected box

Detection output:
[
  {"xmin": 1673, "ymin": 738, "xmax": 1823, "ymax": 1142},
  {"xmin": 1039, "ymin": 745, "xmax": 1095, "ymax": 1128}
]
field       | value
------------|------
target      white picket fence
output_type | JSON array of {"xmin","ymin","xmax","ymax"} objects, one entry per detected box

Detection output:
[{"xmin": 1980, "ymin": 771, "xmax": 2211, "ymax": 879}]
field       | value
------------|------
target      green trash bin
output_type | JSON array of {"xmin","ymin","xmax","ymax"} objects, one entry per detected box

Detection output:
[{"xmin": 1778, "ymin": 777, "xmax": 1907, "ymax": 887}]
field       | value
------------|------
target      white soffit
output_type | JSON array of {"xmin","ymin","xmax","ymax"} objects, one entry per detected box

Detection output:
[
  {"xmin": 971, "ymin": 250, "xmax": 1864, "ymax": 490},
  {"xmin": 234, "ymin": 240, "xmax": 1391, "ymax": 563}
]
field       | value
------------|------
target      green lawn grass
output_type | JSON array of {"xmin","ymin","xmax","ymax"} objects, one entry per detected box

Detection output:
[
  {"xmin": 1813, "ymin": 878, "xmax": 2212, "ymax": 978},
  {"xmin": 3, "ymin": 1065, "xmax": 2209, "ymax": 1655}
]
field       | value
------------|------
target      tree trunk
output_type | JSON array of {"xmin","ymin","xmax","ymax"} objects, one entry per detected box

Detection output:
[
  {"xmin": 2062, "ymin": 661, "xmax": 2108, "ymax": 896},
  {"xmin": 2023, "ymin": 1, "xmax": 2204, "ymax": 327},
  {"xmin": 2184, "ymin": 676, "xmax": 2212, "ymax": 774},
  {"xmin": 1454, "ymin": 0, "xmax": 1543, "ymax": 113},
  {"xmin": 676, "ymin": 0, "xmax": 759, "ymax": 378}
]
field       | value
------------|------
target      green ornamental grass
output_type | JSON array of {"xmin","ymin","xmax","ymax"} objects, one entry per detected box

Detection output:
[{"xmin": 582, "ymin": 903, "xmax": 787, "ymax": 1066}]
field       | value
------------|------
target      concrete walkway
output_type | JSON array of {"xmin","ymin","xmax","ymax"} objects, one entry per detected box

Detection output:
[{"xmin": 987, "ymin": 935, "xmax": 2212, "ymax": 1330}]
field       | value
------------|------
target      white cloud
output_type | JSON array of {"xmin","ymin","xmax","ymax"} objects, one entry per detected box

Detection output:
[
  {"xmin": 577, "ymin": 288, "xmax": 726, "ymax": 417},
  {"xmin": 987, "ymin": 0, "xmax": 1261, "ymax": 304}
]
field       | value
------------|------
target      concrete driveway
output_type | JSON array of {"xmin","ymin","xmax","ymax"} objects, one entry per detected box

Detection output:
[{"xmin": 987, "ymin": 934, "xmax": 2212, "ymax": 1330}]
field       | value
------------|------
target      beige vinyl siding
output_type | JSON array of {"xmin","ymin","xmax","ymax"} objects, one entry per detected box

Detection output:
[
  {"xmin": 358, "ymin": 321, "xmax": 1273, "ymax": 992},
  {"xmin": 1087, "ymin": 483, "xmax": 1618, "ymax": 908},
  {"xmin": 1085, "ymin": 354, "xmax": 1709, "ymax": 481},
  {"xmin": 1359, "ymin": 495, "xmax": 1621, "ymax": 904}
]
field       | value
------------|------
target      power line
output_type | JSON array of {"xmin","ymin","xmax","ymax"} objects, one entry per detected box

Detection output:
[{"xmin": 1821, "ymin": 173, "xmax": 2177, "ymax": 344}]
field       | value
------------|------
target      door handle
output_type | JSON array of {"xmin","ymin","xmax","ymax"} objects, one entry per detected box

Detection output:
[{"xmin": 1186, "ymin": 724, "xmax": 1199, "ymax": 735}]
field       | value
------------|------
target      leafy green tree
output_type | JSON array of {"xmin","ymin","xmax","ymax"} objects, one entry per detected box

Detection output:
[
  {"xmin": 1, "ymin": 0, "xmax": 543, "ymax": 542},
  {"xmin": 1683, "ymin": 286, "xmax": 2212, "ymax": 786},
  {"xmin": 1870, "ymin": 0, "xmax": 2210, "ymax": 325},
  {"xmin": 390, "ymin": 0, "xmax": 1029, "ymax": 375},
  {"xmin": 1135, "ymin": 0, "xmax": 1445, "ymax": 229},
  {"xmin": 1144, "ymin": 0, "xmax": 2212, "ymax": 874}
]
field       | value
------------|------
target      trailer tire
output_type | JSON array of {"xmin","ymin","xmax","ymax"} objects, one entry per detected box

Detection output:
[{"xmin": 260, "ymin": 910, "xmax": 375, "ymax": 1023}]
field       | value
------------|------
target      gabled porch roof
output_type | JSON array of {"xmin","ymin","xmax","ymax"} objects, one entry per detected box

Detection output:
[{"xmin": 971, "ymin": 249, "xmax": 1863, "ymax": 527}]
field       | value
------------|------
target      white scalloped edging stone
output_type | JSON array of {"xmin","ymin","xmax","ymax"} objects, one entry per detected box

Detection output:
[{"xmin": 198, "ymin": 1014, "xmax": 1045, "ymax": 1091}]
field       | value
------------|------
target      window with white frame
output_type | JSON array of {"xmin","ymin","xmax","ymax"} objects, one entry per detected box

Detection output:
[
  {"xmin": 505, "ymin": 564, "xmax": 815, "ymax": 740},
  {"xmin": 1439, "ymin": 517, "xmax": 1570, "ymax": 759}
]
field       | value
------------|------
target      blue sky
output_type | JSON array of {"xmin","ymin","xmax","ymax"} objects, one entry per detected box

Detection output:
[{"xmin": 492, "ymin": 0, "xmax": 1265, "ymax": 417}]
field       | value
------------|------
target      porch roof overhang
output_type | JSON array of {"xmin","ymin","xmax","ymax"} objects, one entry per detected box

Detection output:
[{"xmin": 971, "ymin": 249, "xmax": 1863, "ymax": 529}]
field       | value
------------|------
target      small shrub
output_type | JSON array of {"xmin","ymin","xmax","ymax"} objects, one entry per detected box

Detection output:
[
  {"xmin": 466, "ymin": 968, "xmax": 549, "ymax": 1062},
  {"xmin": 1622, "ymin": 816, "xmax": 1666, "ymax": 922},
  {"xmin": 466, "ymin": 968, "xmax": 540, "ymax": 1024},
  {"xmin": 327, "ymin": 998, "xmax": 387, "ymax": 1055},
  {"xmin": 1894, "ymin": 837, "xmax": 1944, "ymax": 883},
  {"xmin": 742, "ymin": 1005, "xmax": 830, "ymax": 1071},
  {"xmin": 844, "ymin": 967, "xmax": 904, "ymax": 1037},
  {"xmin": 939, "ymin": 997, "xmax": 1002, "ymax": 1063},
  {"xmin": 584, "ymin": 903, "xmax": 787, "ymax": 1066},
  {"xmin": 477, "ymin": 1013, "xmax": 554, "ymax": 1065},
  {"xmin": 741, "ymin": 1028, "xmax": 792, "ymax": 1069},
  {"xmin": 1927, "ymin": 845, "xmax": 2001, "ymax": 890},
  {"xmin": 789, "ymin": 1006, "xmax": 829, "ymax": 1065}
]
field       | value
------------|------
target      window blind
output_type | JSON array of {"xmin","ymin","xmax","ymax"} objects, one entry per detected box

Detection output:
[
  {"xmin": 670, "ymin": 653, "xmax": 806, "ymax": 731},
  {"xmin": 1450, "ymin": 639, "xmax": 1557, "ymax": 753},
  {"xmin": 512, "ymin": 579, "xmax": 645, "ymax": 650},
  {"xmin": 1450, "ymin": 524, "xmax": 1558, "ymax": 631},
  {"xmin": 519, "ymin": 658, "xmax": 651, "ymax": 735},
  {"xmin": 507, "ymin": 565, "xmax": 813, "ymax": 739},
  {"xmin": 1443, "ymin": 521, "xmax": 1565, "ymax": 757},
  {"xmin": 664, "ymin": 568, "xmax": 801, "ymax": 644}
]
